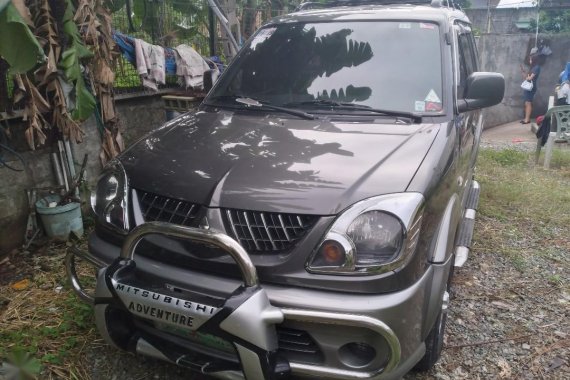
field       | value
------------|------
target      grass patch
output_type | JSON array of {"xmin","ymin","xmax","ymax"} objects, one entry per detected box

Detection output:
[
  {"xmin": 0, "ymin": 251, "xmax": 97, "ymax": 379},
  {"xmin": 480, "ymin": 148, "xmax": 528, "ymax": 167},
  {"xmin": 475, "ymin": 147, "xmax": 570, "ymax": 271}
]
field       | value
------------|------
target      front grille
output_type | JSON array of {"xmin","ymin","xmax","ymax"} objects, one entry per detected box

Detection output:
[
  {"xmin": 223, "ymin": 209, "xmax": 318, "ymax": 252},
  {"xmin": 136, "ymin": 190, "xmax": 201, "ymax": 227},
  {"xmin": 277, "ymin": 326, "xmax": 323, "ymax": 363}
]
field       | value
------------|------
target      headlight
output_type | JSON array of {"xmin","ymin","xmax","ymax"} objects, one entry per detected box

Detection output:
[
  {"xmin": 90, "ymin": 160, "xmax": 130, "ymax": 232},
  {"xmin": 307, "ymin": 193, "xmax": 424, "ymax": 275}
]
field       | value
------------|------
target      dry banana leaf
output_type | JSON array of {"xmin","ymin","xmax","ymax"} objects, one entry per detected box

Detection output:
[{"xmin": 11, "ymin": 0, "xmax": 34, "ymax": 26}]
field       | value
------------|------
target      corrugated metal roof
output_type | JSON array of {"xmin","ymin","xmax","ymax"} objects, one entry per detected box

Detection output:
[
  {"xmin": 496, "ymin": 0, "xmax": 535, "ymax": 9},
  {"xmin": 469, "ymin": 0, "xmax": 500, "ymax": 9}
]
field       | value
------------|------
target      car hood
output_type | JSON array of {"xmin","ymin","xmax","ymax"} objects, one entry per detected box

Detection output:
[{"xmin": 120, "ymin": 110, "xmax": 440, "ymax": 215}]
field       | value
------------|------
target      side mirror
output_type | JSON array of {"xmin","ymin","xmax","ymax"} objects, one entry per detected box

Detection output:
[
  {"xmin": 457, "ymin": 72, "xmax": 505, "ymax": 113},
  {"xmin": 203, "ymin": 69, "xmax": 219, "ymax": 93}
]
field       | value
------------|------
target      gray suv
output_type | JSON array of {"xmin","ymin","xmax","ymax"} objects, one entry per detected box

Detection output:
[{"xmin": 67, "ymin": 1, "xmax": 504, "ymax": 379}]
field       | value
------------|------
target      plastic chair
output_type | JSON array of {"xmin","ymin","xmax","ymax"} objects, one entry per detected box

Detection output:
[
  {"xmin": 535, "ymin": 105, "xmax": 570, "ymax": 167},
  {"xmin": 550, "ymin": 105, "xmax": 570, "ymax": 142}
]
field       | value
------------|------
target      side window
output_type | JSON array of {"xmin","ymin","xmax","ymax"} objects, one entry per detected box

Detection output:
[{"xmin": 455, "ymin": 24, "xmax": 476, "ymax": 98}]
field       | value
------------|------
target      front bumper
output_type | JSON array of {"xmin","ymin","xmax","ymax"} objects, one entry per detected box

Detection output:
[{"xmin": 67, "ymin": 222, "xmax": 447, "ymax": 379}]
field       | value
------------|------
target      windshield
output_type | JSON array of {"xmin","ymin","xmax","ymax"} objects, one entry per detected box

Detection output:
[{"xmin": 207, "ymin": 21, "xmax": 444, "ymax": 115}]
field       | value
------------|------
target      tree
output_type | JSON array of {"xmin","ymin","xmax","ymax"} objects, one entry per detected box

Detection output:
[{"xmin": 531, "ymin": 10, "xmax": 570, "ymax": 33}]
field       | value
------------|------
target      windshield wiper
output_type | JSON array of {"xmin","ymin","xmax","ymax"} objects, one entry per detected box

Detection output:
[
  {"xmin": 205, "ymin": 95, "xmax": 316, "ymax": 120},
  {"xmin": 285, "ymin": 99, "xmax": 422, "ymax": 122},
  {"xmin": 235, "ymin": 97, "xmax": 316, "ymax": 120}
]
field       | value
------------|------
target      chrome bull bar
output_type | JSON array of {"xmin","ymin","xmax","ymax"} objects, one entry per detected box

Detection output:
[
  {"xmin": 65, "ymin": 245, "xmax": 106, "ymax": 304},
  {"xmin": 66, "ymin": 222, "xmax": 260, "ymax": 303},
  {"xmin": 66, "ymin": 222, "xmax": 402, "ymax": 379},
  {"xmin": 119, "ymin": 222, "xmax": 259, "ymax": 287}
]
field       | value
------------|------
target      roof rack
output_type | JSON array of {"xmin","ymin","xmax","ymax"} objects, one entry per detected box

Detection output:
[{"xmin": 295, "ymin": 0, "xmax": 463, "ymax": 12}]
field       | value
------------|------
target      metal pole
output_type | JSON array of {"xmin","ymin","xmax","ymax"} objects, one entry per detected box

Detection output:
[
  {"xmin": 51, "ymin": 152, "xmax": 65, "ymax": 187},
  {"xmin": 207, "ymin": 0, "xmax": 239, "ymax": 57},
  {"xmin": 58, "ymin": 141, "xmax": 70, "ymax": 192},
  {"xmin": 208, "ymin": 7, "xmax": 216, "ymax": 56},
  {"xmin": 486, "ymin": 0, "xmax": 491, "ymax": 33},
  {"xmin": 535, "ymin": 0, "xmax": 540, "ymax": 47}
]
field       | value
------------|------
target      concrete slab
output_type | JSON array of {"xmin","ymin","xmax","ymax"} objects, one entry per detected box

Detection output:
[
  {"xmin": 482, "ymin": 120, "xmax": 570, "ymax": 151},
  {"xmin": 481, "ymin": 121, "xmax": 537, "ymax": 144}
]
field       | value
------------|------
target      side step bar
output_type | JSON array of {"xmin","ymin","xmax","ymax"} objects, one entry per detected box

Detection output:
[{"xmin": 454, "ymin": 180, "xmax": 480, "ymax": 267}]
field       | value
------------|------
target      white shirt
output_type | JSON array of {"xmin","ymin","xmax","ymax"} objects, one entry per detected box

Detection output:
[{"xmin": 557, "ymin": 82, "xmax": 570, "ymax": 105}]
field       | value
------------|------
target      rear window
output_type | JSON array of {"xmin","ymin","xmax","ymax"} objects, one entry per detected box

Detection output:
[{"xmin": 209, "ymin": 21, "xmax": 444, "ymax": 115}]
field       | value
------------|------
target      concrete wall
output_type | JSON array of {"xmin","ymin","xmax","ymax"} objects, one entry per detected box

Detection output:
[
  {"xmin": 0, "ymin": 95, "xmax": 167, "ymax": 254},
  {"xmin": 477, "ymin": 33, "xmax": 570, "ymax": 128},
  {"xmin": 465, "ymin": 8, "xmax": 536, "ymax": 34}
]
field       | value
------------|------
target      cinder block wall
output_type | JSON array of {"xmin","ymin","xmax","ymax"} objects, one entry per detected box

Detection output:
[
  {"xmin": 477, "ymin": 34, "xmax": 570, "ymax": 128},
  {"xmin": 0, "ymin": 95, "xmax": 167, "ymax": 255}
]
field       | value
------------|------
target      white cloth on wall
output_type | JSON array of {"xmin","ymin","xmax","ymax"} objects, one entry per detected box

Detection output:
[
  {"xmin": 174, "ymin": 44, "xmax": 211, "ymax": 89},
  {"xmin": 134, "ymin": 38, "xmax": 165, "ymax": 91}
]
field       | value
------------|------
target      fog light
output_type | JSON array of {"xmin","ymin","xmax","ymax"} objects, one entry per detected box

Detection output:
[{"xmin": 339, "ymin": 342, "xmax": 376, "ymax": 368}]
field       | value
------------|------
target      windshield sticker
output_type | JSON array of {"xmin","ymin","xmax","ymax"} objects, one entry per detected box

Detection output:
[
  {"xmin": 415, "ymin": 101, "xmax": 426, "ymax": 112},
  {"xmin": 425, "ymin": 90, "xmax": 441, "ymax": 103},
  {"xmin": 399, "ymin": 23, "xmax": 411, "ymax": 29},
  {"xmin": 250, "ymin": 27, "xmax": 276, "ymax": 50},
  {"xmin": 420, "ymin": 23, "xmax": 436, "ymax": 30},
  {"xmin": 425, "ymin": 102, "xmax": 443, "ymax": 112}
]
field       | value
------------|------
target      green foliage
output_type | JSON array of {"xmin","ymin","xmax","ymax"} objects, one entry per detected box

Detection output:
[
  {"xmin": 0, "ymin": 4, "xmax": 45, "ymax": 73},
  {"xmin": 61, "ymin": 0, "xmax": 96, "ymax": 120},
  {"xmin": 0, "ymin": 292, "xmax": 94, "ymax": 372},
  {"xmin": 531, "ymin": 10, "xmax": 570, "ymax": 34},
  {"xmin": 112, "ymin": 0, "xmax": 210, "ymax": 49},
  {"xmin": 0, "ymin": 349, "xmax": 42, "ymax": 380}
]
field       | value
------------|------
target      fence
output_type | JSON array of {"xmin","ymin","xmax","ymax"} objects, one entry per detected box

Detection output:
[
  {"xmin": 0, "ymin": 0, "xmax": 292, "ymax": 112},
  {"xmin": 111, "ymin": 0, "xmax": 213, "ymax": 93},
  {"xmin": 111, "ymin": 0, "xmax": 291, "ymax": 94}
]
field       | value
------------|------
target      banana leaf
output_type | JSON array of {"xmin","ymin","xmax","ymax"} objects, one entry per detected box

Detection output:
[
  {"xmin": 0, "ymin": 3, "xmax": 45, "ymax": 73},
  {"xmin": 60, "ymin": 0, "xmax": 95, "ymax": 120},
  {"xmin": 71, "ymin": 74, "xmax": 96, "ymax": 120}
]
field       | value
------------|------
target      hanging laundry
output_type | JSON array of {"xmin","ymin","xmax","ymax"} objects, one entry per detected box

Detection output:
[
  {"xmin": 174, "ymin": 44, "xmax": 211, "ymax": 89},
  {"xmin": 134, "ymin": 38, "xmax": 166, "ymax": 91}
]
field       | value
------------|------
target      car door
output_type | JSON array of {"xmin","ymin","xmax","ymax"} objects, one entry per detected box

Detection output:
[{"xmin": 454, "ymin": 22, "xmax": 481, "ymax": 207}]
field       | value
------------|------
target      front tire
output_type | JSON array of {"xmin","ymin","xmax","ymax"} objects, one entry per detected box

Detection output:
[
  {"xmin": 415, "ymin": 255, "xmax": 454, "ymax": 372},
  {"xmin": 414, "ymin": 295, "xmax": 448, "ymax": 371}
]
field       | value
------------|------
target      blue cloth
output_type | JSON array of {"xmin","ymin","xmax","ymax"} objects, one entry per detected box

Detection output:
[
  {"xmin": 112, "ymin": 31, "xmax": 226, "ymax": 75},
  {"xmin": 523, "ymin": 90, "xmax": 536, "ymax": 102},
  {"xmin": 113, "ymin": 31, "xmax": 177, "ymax": 74}
]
